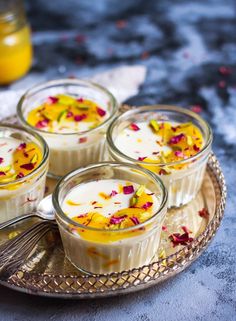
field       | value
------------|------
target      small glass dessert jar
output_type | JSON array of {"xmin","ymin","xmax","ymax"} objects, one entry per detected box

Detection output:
[
  {"xmin": 107, "ymin": 105, "xmax": 212, "ymax": 208},
  {"xmin": 53, "ymin": 162, "xmax": 167, "ymax": 274},
  {"xmin": 0, "ymin": 124, "xmax": 49, "ymax": 223},
  {"xmin": 17, "ymin": 79, "xmax": 118, "ymax": 179},
  {"xmin": 0, "ymin": 0, "xmax": 33, "ymax": 84}
]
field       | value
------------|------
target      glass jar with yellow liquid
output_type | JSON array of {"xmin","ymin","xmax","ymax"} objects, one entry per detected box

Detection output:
[{"xmin": 0, "ymin": 0, "xmax": 32, "ymax": 85}]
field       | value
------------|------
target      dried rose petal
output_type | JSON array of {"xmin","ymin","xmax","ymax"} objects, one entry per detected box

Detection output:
[
  {"xmin": 193, "ymin": 144, "xmax": 200, "ymax": 152},
  {"xmin": 181, "ymin": 226, "xmax": 191, "ymax": 234},
  {"xmin": 198, "ymin": 208, "xmax": 209, "ymax": 219},
  {"xmin": 79, "ymin": 137, "xmax": 87, "ymax": 143},
  {"xmin": 218, "ymin": 80, "xmax": 226, "ymax": 88},
  {"xmin": 20, "ymin": 163, "xmax": 35, "ymax": 170},
  {"xmin": 110, "ymin": 190, "xmax": 118, "ymax": 197},
  {"xmin": 219, "ymin": 66, "xmax": 232, "ymax": 75},
  {"xmin": 96, "ymin": 107, "xmax": 106, "ymax": 117},
  {"xmin": 16, "ymin": 172, "xmax": 24, "ymax": 179},
  {"xmin": 0, "ymin": 171, "xmax": 6, "ymax": 176},
  {"xmin": 174, "ymin": 150, "xmax": 184, "ymax": 158},
  {"xmin": 169, "ymin": 232, "xmax": 193, "ymax": 247},
  {"xmin": 77, "ymin": 214, "xmax": 87, "ymax": 218},
  {"xmin": 130, "ymin": 216, "xmax": 140, "ymax": 225},
  {"xmin": 169, "ymin": 133, "xmax": 185, "ymax": 144},
  {"xmin": 123, "ymin": 185, "xmax": 134, "ymax": 194},
  {"xmin": 130, "ymin": 123, "xmax": 140, "ymax": 131},
  {"xmin": 74, "ymin": 114, "xmax": 87, "ymax": 122},
  {"xmin": 159, "ymin": 169, "xmax": 168, "ymax": 175},
  {"xmin": 190, "ymin": 105, "xmax": 202, "ymax": 113},
  {"xmin": 138, "ymin": 156, "xmax": 147, "ymax": 161},
  {"xmin": 142, "ymin": 202, "xmax": 153, "ymax": 209},
  {"xmin": 17, "ymin": 143, "xmax": 26, "ymax": 150},
  {"xmin": 0, "ymin": 157, "xmax": 3, "ymax": 164},
  {"xmin": 67, "ymin": 111, "xmax": 74, "ymax": 118},
  {"xmin": 110, "ymin": 215, "xmax": 127, "ymax": 224},
  {"xmin": 77, "ymin": 98, "xmax": 84, "ymax": 103},
  {"xmin": 162, "ymin": 225, "xmax": 167, "ymax": 231},
  {"xmin": 36, "ymin": 119, "xmax": 49, "ymax": 128},
  {"xmin": 47, "ymin": 96, "xmax": 58, "ymax": 104}
]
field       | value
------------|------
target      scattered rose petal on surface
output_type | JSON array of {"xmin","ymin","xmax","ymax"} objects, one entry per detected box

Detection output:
[
  {"xmin": 16, "ymin": 172, "xmax": 24, "ymax": 179},
  {"xmin": 142, "ymin": 202, "xmax": 153, "ymax": 209},
  {"xmin": 17, "ymin": 143, "xmax": 26, "ymax": 150},
  {"xmin": 169, "ymin": 232, "xmax": 193, "ymax": 247},
  {"xmin": 79, "ymin": 137, "xmax": 87, "ymax": 143},
  {"xmin": 0, "ymin": 157, "xmax": 3, "ymax": 164},
  {"xmin": 47, "ymin": 96, "xmax": 58, "ymax": 104},
  {"xmin": 169, "ymin": 133, "xmax": 185, "ymax": 144},
  {"xmin": 74, "ymin": 114, "xmax": 87, "ymax": 122},
  {"xmin": 36, "ymin": 119, "xmax": 49, "ymax": 128},
  {"xmin": 190, "ymin": 105, "xmax": 202, "ymax": 113},
  {"xmin": 138, "ymin": 156, "xmax": 147, "ymax": 161},
  {"xmin": 110, "ymin": 190, "xmax": 118, "ymax": 197},
  {"xmin": 20, "ymin": 163, "xmax": 35, "ymax": 170},
  {"xmin": 0, "ymin": 171, "xmax": 6, "ymax": 176},
  {"xmin": 123, "ymin": 185, "xmax": 134, "ymax": 194},
  {"xmin": 96, "ymin": 107, "xmax": 106, "ymax": 117},
  {"xmin": 198, "ymin": 208, "xmax": 209, "ymax": 219}
]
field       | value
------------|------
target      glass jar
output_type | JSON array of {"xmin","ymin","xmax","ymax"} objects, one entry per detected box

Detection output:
[
  {"xmin": 0, "ymin": 0, "xmax": 32, "ymax": 85},
  {"xmin": 53, "ymin": 162, "xmax": 167, "ymax": 274},
  {"xmin": 0, "ymin": 124, "xmax": 49, "ymax": 223},
  {"xmin": 107, "ymin": 105, "xmax": 213, "ymax": 208},
  {"xmin": 17, "ymin": 79, "xmax": 118, "ymax": 179}
]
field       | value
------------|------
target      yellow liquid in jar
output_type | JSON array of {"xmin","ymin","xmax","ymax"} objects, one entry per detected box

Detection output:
[{"xmin": 0, "ymin": 23, "xmax": 32, "ymax": 85}]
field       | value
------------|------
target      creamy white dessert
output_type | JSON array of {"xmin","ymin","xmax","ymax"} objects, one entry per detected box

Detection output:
[
  {"xmin": 58, "ymin": 179, "xmax": 165, "ymax": 274},
  {"xmin": 110, "ymin": 118, "xmax": 208, "ymax": 208},
  {"xmin": 25, "ymin": 94, "xmax": 111, "ymax": 177},
  {"xmin": 0, "ymin": 133, "xmax": 48, "ymax": 223}
]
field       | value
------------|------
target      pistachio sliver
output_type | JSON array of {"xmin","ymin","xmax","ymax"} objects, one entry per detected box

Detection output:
[
  {"xmin": 150, "ymin": 119, "xmax": 159, "ymax": 132},
  {"xmin": 30, "ymin": 154, "xmax": 38, "ymax": 164},
  {"xmin": 130, "ymin": 196, "xmax": 138, "ymax": 207},
  {"xmin": 136, "ymin": 185, "xmax": 146, "ymax": 197},
  {"xmin": 57, "ymin": 109, "xmax": 68, "ymax": 123},
  {"xmin": 0, "ymin": 165, "xmax": 12, "ymax": 173}
]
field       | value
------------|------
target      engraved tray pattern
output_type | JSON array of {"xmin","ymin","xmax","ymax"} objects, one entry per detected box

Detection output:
[{"xmin": 0, "ymin": 152, "xmax": 226, "ymax": 299}]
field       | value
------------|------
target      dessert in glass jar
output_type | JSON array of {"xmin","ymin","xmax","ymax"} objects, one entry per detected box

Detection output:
[
  {"xmin": 0, "ymin": 124, "xmax": 48, "ymax": 223},
  {"xmin": 17, "ymin": 79, "xmax": 118, "ymax": 178},
  {"xmin": 107, "ymin": 105, "xmax": 212, "ymax": 208},
  {"xmin": 53, "ymin": 162, "xmax": 167, "ymax": 274}
]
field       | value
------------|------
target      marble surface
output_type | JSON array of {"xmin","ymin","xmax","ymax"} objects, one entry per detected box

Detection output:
[{"xmin": 0, "ymin": 0, "xmax": 236, "ymax": 320}]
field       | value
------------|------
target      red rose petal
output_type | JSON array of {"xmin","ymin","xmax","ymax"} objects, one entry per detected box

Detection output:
[
  {"xmin": 74, "ymin": 114, "xmax": 87, "ymax": 122},
  {"xmin": 17, "ymin": 143, "xmax": 26, "ymax": 150},
  {"xmin": 67, "ymin": 111, "xmax": 74, "ymax": 118},
  {"xmin": 142, "ymin": 202, "xmax": 153, "ymax": 209},
  {"xmin": 20, "ymin": 163, "xmax": 35, "ymax": 171},
  {"xmin": 193, "ymin": 144, "xmax": 200, "ymax": 152},
  {"xmin": 169, "ymin": 133, "xmax": 185, "ymax": 144},
  {"xmin": 169, "ymin": 232, "xmax": 193, "ymax": 247},
  {"xmin": 130, "ymin": 216, "xmax": 140, "ymax": 225},
  {"xmin": 198, "ymin": 208, "xmax": 209, "ymax": 219},
  {"xmin": 0, "ymin": 157, "xmax": 3, "ymax": 164},
  {"xmin": 96, "ymin": 107, "xmax": 106, "ymax": 117},
  {"xmin": 16, "ymin": 172, "xmax": 24, "ymax": 179},
  {"xmin": 77, "ymin": 98, "xmax": 84, "ymax": 103},
  {"xmin": 190, "ymin": 105, "xmax": 202, "ymax": 113},
  {"xmin": 123, "ymin": 185, "xmax": 134, "ymax": 194},
  {"xmin": 174, "ymin": 151, "xmax": 184, "ymax": 158},
  {"xmin": 130, "ymin": 123, "xmax": 140, "ymax": 131},
  {"xmin": 219, "ymin": 66, "xmax": 232, "ymax": 75},
  {"xmin": 0, "ymin": 171, "xmax": 6, "ymax": 176},
  {"xmin": 79, "ymin": 137, "xmax": 87, "ymax": 143},
  {"xmin": 36, "ymin": 119, "xmax": 49, "ymax": 128},
  {"xmin": 47, "ymin": 96, "xmax": 58, "ymax": 104},
  {"xmin": 110, "ymin": 215, "xmax": 127, "ymax": 225},
  {"xmin": 138, "ymin": 156, "xmax": 147, "ymax": 161},
  {"xmin": 110, "ymin": 190, "xmax": 118, "ymax": 197}
]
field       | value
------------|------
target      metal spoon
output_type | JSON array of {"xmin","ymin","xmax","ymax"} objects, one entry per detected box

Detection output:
[{"xmin": 0, "ymin": 194, "xmax": 55, "ymax": 230}]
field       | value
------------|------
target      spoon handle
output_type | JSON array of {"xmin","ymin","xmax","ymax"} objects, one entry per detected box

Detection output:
[{"xmin": 0, "ymin": 213, "xmax": 40, "ymax": 230}]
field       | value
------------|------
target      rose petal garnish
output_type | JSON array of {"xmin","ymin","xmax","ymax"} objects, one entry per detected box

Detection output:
[
  {"xmin": 79, "ymin": 137, "xmax": 87, "ymax": 143},
  {"xmin": 20, "ymin": 163, "xmax": 35, "ymax": 170},
  {"xmin": 0, "ymin": 171, "xmax": 6, "ymax": 176},
  {"xmin": 74, "ymin": 114, "xmax": 87, "ymax": 122},
  {"xmin": 123, "ymin": 185, "xmax": 134, "ymax": 194},
  {"xmin": 77, "ymin": 214, "xmax": 87, "ymax": 218},
  {"xmin": 138, "ymin": 156, "xmax": 147, "ymax": 161},
  {"xmin": 169, "ymin": 232, "xmax": 193, "ymax": 247},
  {"xmin": 193, "ymin": 144, "xmax": 200, "ymax": 152},
  {"xmin": 77, "ymin": 98, "xmax": 84, "ymax": 103},
  {"xmin": 110, "ymin": 190, "xmax": 118, "ymax": 197},
  {"xmin": 130, "ymin": 216, "xmax": 140, "ymax": 225},
  {"xmin": 142, "ymin": 202, "xmax": 153, "ymax": 209},
  {"xmin": 110, "ymin": 215, "xmax": 127, "ymax": 225},
  {"xmin": 16, "ymin": 172, "xmax": 24, "ymax": 179},
  {"xmin": 169, "ymin": 133, "xmax": 185, "ymax": 144},
  {"xmin": 181, "ymin": 226, "xmax": 191, "ymax": 234},
  {"xmin": 96, "ymin": 107, "xmax": 106, "ymax": 117},
  {"xmin": 162, "ymin": 225, "xmax": 167, "ymax": 231},
  {"xmin": 129, "ymin": 123, "xmax": 140, "ymax": 131},
  {"xmin": 57, "ymin": 110, "xmax": 68, "ymax": 123},
  {"xmin": 219, "ymin": 66, "xmax": 232, "ymax": 75},
  {"xmin": 47, "ymin": 96, "xmax": 59, "ymax": 104},
  {"xmin": 17, "ymin": 143, "xmax": 26, "ymax": 150},
  {"xmin": 159, "ymin": 169, "xmax": 169, "ymax": 175},
  {"xmin": 36, "ymin": 119, "xmax": 49, "ymax": 128},
  {"xmin": 67, "ymin": 111, "xmax": 74, "ymax": 118},
  {"xmin": 174, "ymin": 151, "xmax": 184, "ymax": 158},
  {"xmin": 190, "ymin": 105, "xmax": 202, "ymax": 113},
  {"xmin": 0, "ymin": 157, "xmax": 3, "ymax": 164},
  {"xmin": 198, "ymin": 208, "xmax": 209, "ymax": 219}
]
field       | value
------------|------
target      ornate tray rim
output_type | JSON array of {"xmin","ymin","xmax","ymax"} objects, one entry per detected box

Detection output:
[{"xmin": 0, "ymin": 153, "xmax": 226, "ymax": 299}]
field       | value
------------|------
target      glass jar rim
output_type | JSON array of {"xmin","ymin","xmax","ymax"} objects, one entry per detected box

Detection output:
[
  {"xmin": 17, "ymin": 78, "xmax": 119, "ymax": 137},
  {"xmin": 107, "ymin": 105, "xmax": 213, "ymax": 167},
  {"xmin": 0, "ymin": 123, "xmax": 49, "ymax": 187},
  {"xmin": 53, "ymin": 162, "xmax": 168, "ymax": 232}
]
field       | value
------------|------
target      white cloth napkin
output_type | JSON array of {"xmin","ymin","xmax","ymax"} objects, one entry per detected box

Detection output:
[{"xmin": 0, "ymin": 65, "xmax": 146, "ymax": 121}]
